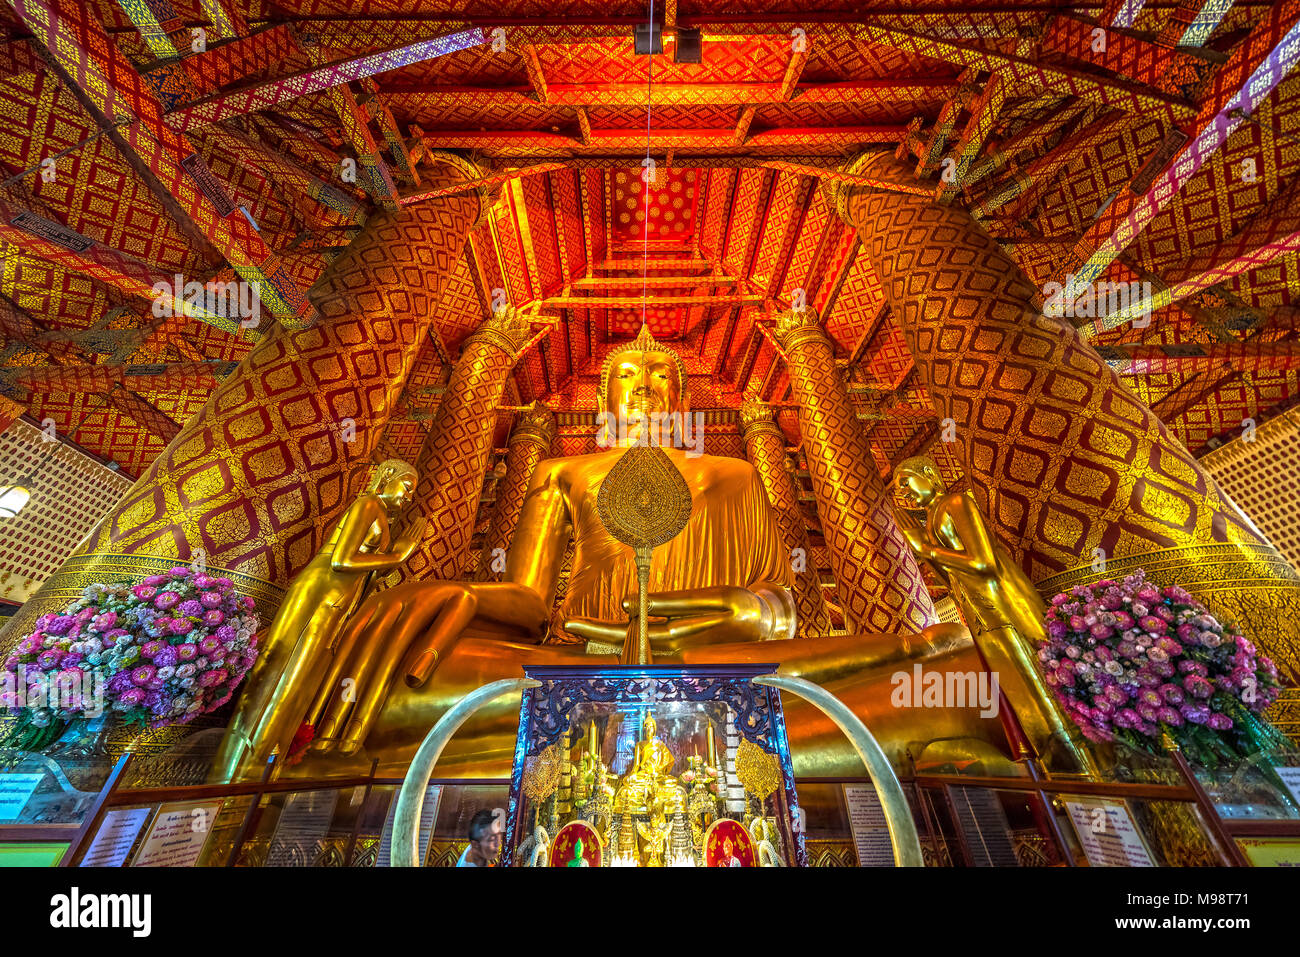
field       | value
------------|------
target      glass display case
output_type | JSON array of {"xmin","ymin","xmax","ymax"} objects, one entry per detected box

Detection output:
[{"xmin": 502, "ymin": 664, "xmax": 806, "ymax": 867}]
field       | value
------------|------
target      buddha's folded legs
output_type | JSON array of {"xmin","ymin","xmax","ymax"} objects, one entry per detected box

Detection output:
[{"xmin": 283, "ymin": 624, "xmax": 1011, "ymax": 781}]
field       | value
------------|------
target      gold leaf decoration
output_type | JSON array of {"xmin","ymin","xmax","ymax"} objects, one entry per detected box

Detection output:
[
  {"xmin": 522, "ymin": 743, "xmax": 563, "ymax": 803},
  {"xmin": 735, "ymin": 738, "xmax": 781, "ymax": 804},
  {"xmin": 596, "ymin": 444, "xmax": 692, "ymax": 550}
]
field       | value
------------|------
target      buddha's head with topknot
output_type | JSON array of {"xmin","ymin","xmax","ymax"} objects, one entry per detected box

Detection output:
[{"xmin": 599, "ymin": 323, "xmax": 689, "ymax": 422}]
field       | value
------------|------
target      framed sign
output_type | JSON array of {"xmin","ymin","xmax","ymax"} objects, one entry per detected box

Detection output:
[
  {"xmin": 550, "ymin": 820, "xmax": 602, "ymax": 867},
  {"xmin": 703, "ymin": 818, "xmax": 756, "ymax": 867},
  {"xmin": 130, "ymin": 799, "xmax": 225, "ymax": 867},
  {"xmin": 0, "ymin": 842, "xmax": 66, "ymax": 866},
  {"xmin": 1238, "ymin": 838, "xmax": 1300, "ymax": 867},
  {"xmin": 1064, "ymin": 796, "xmax": 1155, "ymax": 867},
  {"xmin": 79, "ymin": 807, "xmax": 152, "ymax": 867},
  {"xmin": 266, "ymin": 790, "xmax": 340, "ymax": 867},
  {"xmin": 0, "ymin": 773, "xmax": 43, "ymax": 820},
  {"xmin": 843, "ymin": 784, "xmax": 896, "ymax": 867},
  {"xmin": 376, "ymin": 784, "xmax": 442, "ymax": 867}
]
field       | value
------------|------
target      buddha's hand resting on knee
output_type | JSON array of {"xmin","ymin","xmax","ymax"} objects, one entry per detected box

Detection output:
[{"xmin": 563, "ymin": 583, "xmax": 796, "ymax": 654}]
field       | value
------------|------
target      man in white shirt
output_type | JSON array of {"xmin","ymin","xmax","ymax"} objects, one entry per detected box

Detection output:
[{"xmin": 456, "ymin": 809, "xmax": 501, "ymax": 867}]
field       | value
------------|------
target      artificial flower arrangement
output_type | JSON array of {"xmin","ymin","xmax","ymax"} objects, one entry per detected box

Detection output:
[
  {"xmin": 0, "ymin": 566, "xmax": 259, "ymax": 752},
  {"xmin": 1038, "ymin": 568, "xmax": 1288, "ymax": 767}
]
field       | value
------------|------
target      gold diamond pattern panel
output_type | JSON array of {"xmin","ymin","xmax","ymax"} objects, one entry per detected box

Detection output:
[
  {"xmin": 473, "ymin": 402, "xmax": 556, "ymax": 580},
  {"xmin": 836, "ymin": 151, "xmax": 1300, "ymax": 681},
  {"xmin": 397, "ymin": 306, "xmax": 533, "ymax": 584},
  {"xmin": 0, "ymin": 171, "xmax": 482, "ymax": 652},
  {"xmin": 739, "ymin": 399, "xmax": 833, "ymax": 636},
  {"xmin": 773, "ymin": 309, "xmax": 937, "ymax": 634}
]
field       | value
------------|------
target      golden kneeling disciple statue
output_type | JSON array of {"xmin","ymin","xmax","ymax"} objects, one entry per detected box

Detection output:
[
  {"xmin": 271, "ymin": 326, "xmax": 1009, "ymax": 782},
  {"xmin": 892, "ymin": 455, "xmax": 1095, "ymax": 772},
  {"xmin": 212, "ymin": 459, "xmax": 426, "ymax": 782}
]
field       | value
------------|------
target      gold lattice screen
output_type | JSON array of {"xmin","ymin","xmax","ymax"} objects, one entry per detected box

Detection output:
[
  {"xmin": 1200, "ymin": 409, "xmax": 1300, "ymax": 574},
  {"xmin": 0, "ymin": 419, "xmax": 132, "ymax": 603}
]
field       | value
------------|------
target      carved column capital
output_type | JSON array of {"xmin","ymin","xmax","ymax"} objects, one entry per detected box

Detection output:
[
  {"xmin": 509, "ymin": 401, "xmax": 556, "ymax": 451},
  {"xmin": 772, "ymin": 307, "xmax": 828, "ymax": 353},
  {"xmin": 422, "ymin": 149, "xmax": 501, "ymax": 227},
  {"xmin": 825, "ymin": 149, "xmax": 902, "ymax": 228},
  {"xmin": 738, "ymin": 398, "xmax": 783, "ymax": 440},
  {"xmin": 466, "ymin": 304, "xmax": 533, "ymax": 357}
]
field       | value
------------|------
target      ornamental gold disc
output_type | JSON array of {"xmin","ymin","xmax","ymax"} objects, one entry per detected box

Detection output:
[{"xmin": 596, "ymin": 445, "xmax": 692, "ymax": 550}]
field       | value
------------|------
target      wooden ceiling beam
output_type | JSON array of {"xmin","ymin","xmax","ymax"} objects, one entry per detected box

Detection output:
[
  {"xmin": 1077, "ymin": 172, "xmax": 1300, "ymax": 336},
  {"xmin": 411, "ymin": 127, "xmax": 907, "ymax": 157},
  {"xmin": 381, "ymin": 80, "xmax": 953, "ymax": 109},
  {"xmin": 856, "ymin": 23, "xmax": 1196, "ymax": 122},
  {"xmin": 162, "ymin": 28, "xmax": 489, "ymax": 132},
  {"xmin": 0, "ymin": 292, "xmax": 181, "ymax": 440}
]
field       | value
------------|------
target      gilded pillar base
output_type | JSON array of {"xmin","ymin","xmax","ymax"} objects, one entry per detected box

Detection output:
[{"xmin": 1037, "ymin": 542, "xmax": 1300, "ymax": 713}]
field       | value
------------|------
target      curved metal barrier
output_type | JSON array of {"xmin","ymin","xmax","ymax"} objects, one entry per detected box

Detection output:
[
  {"xmin": 390, "ymin": 677, "xmax": 539, "ymax": 867},
  {"xmin": 392, "ymin": 672, "xmax": 921, "ymax": 867},
  {"xmin": 752, "ymin": 672, "xmax": 925, "ymax": 867}
]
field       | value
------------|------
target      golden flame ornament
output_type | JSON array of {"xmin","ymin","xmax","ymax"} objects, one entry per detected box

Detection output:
[{"xmin": 596, "ymin": 444, "xmax": 693, "ymax": 665}]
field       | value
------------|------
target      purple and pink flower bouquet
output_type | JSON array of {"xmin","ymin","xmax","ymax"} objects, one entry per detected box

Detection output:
[
  {"xmin": 1038, "ymin": 568, "xmax": 1288, "ymax": 767},
  {"xmin": 0, "ymin": 566, "xmax": 259, "ymax": 751}
]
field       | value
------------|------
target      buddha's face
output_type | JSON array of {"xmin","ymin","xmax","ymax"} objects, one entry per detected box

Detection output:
[
  {"xmin": 375, "ymin": 469, "xmax": 416, "ymax": 511},
  {"xmin": 604, "ymin": 350, "xmax": 683, "ymax": 420},
  {"xmin": 893, "ymin": 465, "xmax": 944, "ymax": 510}
]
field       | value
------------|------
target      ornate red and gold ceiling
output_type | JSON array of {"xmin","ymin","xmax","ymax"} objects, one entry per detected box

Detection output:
[{"xmin": 0, "ymin": 0, "xmax": 1297, "ymax": 562}]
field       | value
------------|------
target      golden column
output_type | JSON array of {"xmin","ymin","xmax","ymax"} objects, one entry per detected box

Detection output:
[
  {"xmin": 474, "ymin": 401, "xmax": 556, "ymax": 580},
  {"xmin": 0, "ymin": 155, "xmax": 490, "ymax": 647},
  {"xmin": 738, "ymin": 398, "xmax": 833, "ymax": 636},
  {"xmin": 829, "ymin": 150, "xmax": 1300, "ymax": 681},
  {"xmin": 772, "ymin": 309, "xmax": 937, "ymax": 633},
  {"xmin": 395, "ymin": 306, "xmax": 534, "ymax": 584}
]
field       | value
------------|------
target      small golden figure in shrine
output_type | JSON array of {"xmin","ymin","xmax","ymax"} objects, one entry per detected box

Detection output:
[
  {"xmin": 636, "ymin": 806, "xmax": 674, "ymax": 867},
  {"xmin": 614, "ymin": 711, "xmax": 687, "ymax": 816}
]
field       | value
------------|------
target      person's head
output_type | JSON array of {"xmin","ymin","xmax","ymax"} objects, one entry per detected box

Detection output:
[
  {"xmin": 599, "ymin": 324, "xmax": 688, "ymax": 439},
  {"xmin": 893, "ymin": 455, "xmax": 947, "ymax": 510},
  {"xmin": 723, "ymin": 837, "xmax": 734, "ymax": 855},
  {"xmin": 467, "ymin": 809, "xmax": 501, "ymax": 863},
  {"xmin": 368, "ymin": 458, "xmax": 417, "ymax": 511}
]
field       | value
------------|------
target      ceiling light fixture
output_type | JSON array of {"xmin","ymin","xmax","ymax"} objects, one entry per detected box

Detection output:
[
  {"xmin": 674, "ymin": 27, "xmax": 702, "ymax": 64},
  {"xmin": 634, "ymin": 21, "xmax": 662, "ymax": 56}
]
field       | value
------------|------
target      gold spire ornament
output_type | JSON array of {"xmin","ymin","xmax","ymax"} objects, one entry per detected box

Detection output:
[{"xmin": 596, "ymin": 443, "xmax": 693, "ymax": 665}]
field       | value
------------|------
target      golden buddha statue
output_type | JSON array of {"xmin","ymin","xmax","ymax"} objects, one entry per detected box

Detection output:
[
  {"xmin": 892, "ymin": 455, "xmax": 1095, "ymax": 772},
  {"xmin": 613, "ymin": 711, "xmax": 687, "ymax": 816},
  {"xmin": 277, "ymin": 327, "xmax": 1009, "ymax": 782},
  {"xmin": 573, "ymin": 721, "xmax": 604, "ymax": 808},
  {"xmin": 211, "ymin": 459, "xmax": 424, "ymax": 782}
]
